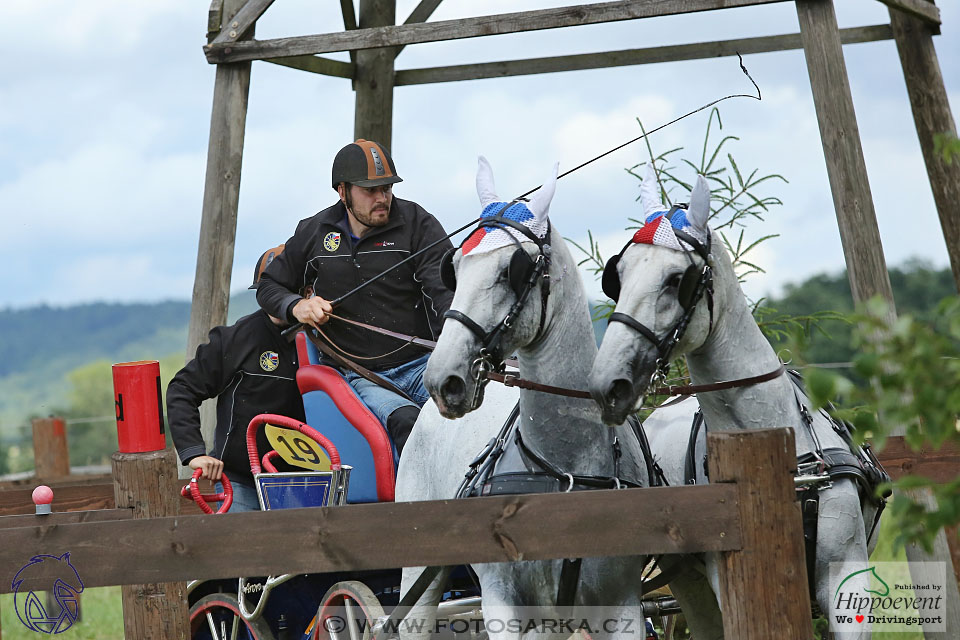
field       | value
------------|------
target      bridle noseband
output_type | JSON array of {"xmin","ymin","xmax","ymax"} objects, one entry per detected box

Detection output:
[
  {"xmin": 442, "ymin": 206, "xmax": 553, "ymax": 408},
  {"xmin": 608, "ymin": 227, "xmax": 715, "ymax": 386}
]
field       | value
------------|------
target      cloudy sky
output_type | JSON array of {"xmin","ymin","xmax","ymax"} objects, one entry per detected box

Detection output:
[{"xmin": 1, "ymin": 0, "xmax": 957, "ymax": 311}]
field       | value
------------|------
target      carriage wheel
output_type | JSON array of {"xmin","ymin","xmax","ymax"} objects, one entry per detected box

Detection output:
[
  {"xmin": 315, "ymin": 581, "xmax": 385, "ymax": 640},
  {"xmin": 189, "ymin": 593, "xmax": 276, "ymax": 640}
]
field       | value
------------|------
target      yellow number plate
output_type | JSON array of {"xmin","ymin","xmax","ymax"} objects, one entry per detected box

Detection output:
[{"xmin": 264, "ymin": 424, "xmax": 331, "ymax": 471}]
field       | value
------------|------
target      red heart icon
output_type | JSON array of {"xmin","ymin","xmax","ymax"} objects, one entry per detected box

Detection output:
[{"xmin": 856, "ymin": 615, "xmax": 865, "ymax": 623}]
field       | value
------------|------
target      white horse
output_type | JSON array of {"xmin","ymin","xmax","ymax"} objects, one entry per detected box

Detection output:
[
  {"xmin": 395, "ymin": 158, "xmax": 723, "ymax": 639},
  {"xmin": 589, "ymin": 168, "xmax": 885, "ymax": 638}
]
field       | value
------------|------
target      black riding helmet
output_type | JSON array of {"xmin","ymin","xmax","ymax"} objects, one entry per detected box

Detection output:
[{"xmin": 331, "ymin": 139, "xmax": 403, "ymax": 189}]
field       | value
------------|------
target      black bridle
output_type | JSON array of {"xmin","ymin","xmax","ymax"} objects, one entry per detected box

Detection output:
[
  {"xmin": 607, "ymin": 228, "xmax": 715, "ymax": 387},
  {"xmin": 442, "ymin": 208, "xmax": 553, "ymax": 409}
]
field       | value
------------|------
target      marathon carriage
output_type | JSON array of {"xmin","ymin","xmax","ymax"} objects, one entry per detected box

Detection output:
[{"xmin": 183, "ymin": 331, "xmax": 482, "ymax": 640}]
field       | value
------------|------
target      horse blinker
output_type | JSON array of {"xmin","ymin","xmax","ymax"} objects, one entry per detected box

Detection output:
[{"xmin": 439, "ymin": 247, "xmax": 458, "ymax": 291}]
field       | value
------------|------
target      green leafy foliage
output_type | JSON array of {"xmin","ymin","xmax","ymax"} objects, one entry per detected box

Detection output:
[{"xmin": 801, "ymin": 296, "xmax": 960, "ymax": 551}]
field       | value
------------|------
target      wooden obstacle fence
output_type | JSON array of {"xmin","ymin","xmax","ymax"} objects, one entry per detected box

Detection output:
[{"xmin": 0, "ymin": 428, "xmax": 814, "ymax": 639}]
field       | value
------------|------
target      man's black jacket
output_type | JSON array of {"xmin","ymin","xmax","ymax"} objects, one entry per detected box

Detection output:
[
  {"xmin": 167, "ymin": 310, "xmax": 305, "ymax": 486},
  {"xmin": 256, "ymin": 197, "xmax": 454, "ymax": 370}
]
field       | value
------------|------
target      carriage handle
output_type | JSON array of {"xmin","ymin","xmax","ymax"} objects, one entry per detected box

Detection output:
[
  {"xmin": 180, "ymin": 468, "xmax": 234, "ymax": 514},
  {"xmin": 246, "ymin": 413, "xmax": 342, "ymax": 474}
]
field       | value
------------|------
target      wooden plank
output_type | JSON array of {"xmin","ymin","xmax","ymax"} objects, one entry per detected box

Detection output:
[
  {"xmin": 340, "ymin": 0, "xmax": 359, "ymax": 71},
  {"xmin": 208, "ymin": 0, "xmax": 225, "ymax": 43},
  {"xmin": 876, "ymin": 435, "xmax": 960, "ymax": 484},
  {"xmin": 31, "ymin": 417, "xmax": 70, "ymax": 480},
  {"xmin": 0, "ymin": 472, "xmax": 112, "ymax": 491},
  {"xmin": 0, "ymin": 508, "xmax": 133, "ymax": 531},
  {"xmin": 340, "ymin": 0, "xmax": 358, "ymax": 31},
  {"xmin": 264, "ymin": 54, "xmax": 355, "ymax": 78},
  {"xmin": 889, "ymin": 2, "xmax": 960, "ymax": 293},
  {"xmin": 112, "ymin": 448, "xmax": 189, "ymax": 639},
  {"xmin": 0, "ymin": 480, "xmax": 202, "ymax": 516},
  {"xmin": 708, "ymin": 429, "xmax": 813, "ymax": 640},
  {"xmin": 354, "ymin": 0, "xmax": 395, "ymax": 146},
  {"xmin": 878, "ymin": 0, "xmax": 941, "ymax": 27},
  {"xmin": 210, "ymin": 0, "xmax": 277, "ymax": 44},
  {"xmin": 797, "ymin": 0, "xmax": 895, "ymax": 309},
  {"xmin": 0, "ymin": 483, "xmax": 115, "ymax": 516},
  {"xmin": 393, "ymin": 0, "xmax": 445, "ymax": 58},
  {"xmin": 187, "ymin": 0, "xmax": 253, "ymax": 420},
  {"xmin": 204, "ymin": 0, "xmax": 788, "ymax": 63},
  {"xmin": 396, "ymin": 24, "xmax": 892, "ymax": 86},
  {"xmin": 0, "ymin": 483, "xmax": 740, "ymax": 593}
]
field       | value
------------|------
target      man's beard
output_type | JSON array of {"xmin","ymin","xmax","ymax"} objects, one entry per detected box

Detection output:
[{"xmin": 345, "ymin": 189, "xmax": 390, "ymax": 227}]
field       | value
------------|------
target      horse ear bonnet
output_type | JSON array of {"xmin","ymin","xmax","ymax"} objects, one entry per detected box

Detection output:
[
  {"xmin": 439, "ymin": 247, "xmax": 457, "ymax": 291},
  {"xmin": 439, "ymin": 246, "xmax": 535, "ymax": 297},
  {"xmin": 602, "ymin": 254, "xmax": 622, "ymax": 302}
]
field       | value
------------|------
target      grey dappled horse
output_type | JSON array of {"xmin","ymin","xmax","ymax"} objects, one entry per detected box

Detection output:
[
  {"xmin": 589, "ymin": 168, "xmax": 883, "ymax": 638},
  {"xmin": 394, "ymin": 158, "xmax": 723, "ymax": 639}
]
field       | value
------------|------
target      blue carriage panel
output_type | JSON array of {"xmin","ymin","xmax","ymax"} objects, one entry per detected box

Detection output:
[
  {"xmin": 296, "ymin": 332, "xmax": 397, "ymax": 503},
  {"xmin": 255, "ymin": 469, "xmax": 349, "ymax": 510}
]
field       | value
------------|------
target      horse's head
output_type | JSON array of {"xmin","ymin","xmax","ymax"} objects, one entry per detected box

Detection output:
[
  {"xmin": 590, "ymin": 166, "xmax": 717, "ymax": 425},
  {"xmin": 426, "ymin": 156, "xmax": 557, "ymax": 418}
]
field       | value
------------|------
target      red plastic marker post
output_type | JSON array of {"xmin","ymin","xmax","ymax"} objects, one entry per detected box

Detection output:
[
  {"xmin": 112, "ymin": 360, "xmax": 166, "ymax": 453},
  {"xmin": 33, "ymin": 485, "xmax": 54, "ymax": 515}
]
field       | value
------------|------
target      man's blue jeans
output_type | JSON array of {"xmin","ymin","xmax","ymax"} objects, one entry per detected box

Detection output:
[{"xmin": 341, "ymin": 354, "xmax": 431, "ymax": 426}]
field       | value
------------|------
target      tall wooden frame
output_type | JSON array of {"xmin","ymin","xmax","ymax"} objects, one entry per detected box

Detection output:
[{"xmin": 190, "ymin": 0, "xmax": 959, "ymax": 633}]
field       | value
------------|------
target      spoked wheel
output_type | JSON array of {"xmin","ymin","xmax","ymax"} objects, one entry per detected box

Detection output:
[
  {"xmin": 315, "ymin": 581, "xmax": 385, "ymax": 640},
  {"xmin": 190, "ymin": 593, "xmax": 276, "ymax": 640}
]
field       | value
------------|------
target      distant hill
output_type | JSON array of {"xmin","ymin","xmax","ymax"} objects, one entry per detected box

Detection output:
[
  {"xmin": 0, "ymin": 290, "xmax": 259, "ymax": 431},
  {"xmin": 759, "ymin": 259, "xmax": 957, "ymax": 366}
]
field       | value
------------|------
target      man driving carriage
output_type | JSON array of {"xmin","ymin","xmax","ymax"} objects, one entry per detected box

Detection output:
[{"xmin": 256, "ymin": 139, "xmax": 453, "ymax": 454}]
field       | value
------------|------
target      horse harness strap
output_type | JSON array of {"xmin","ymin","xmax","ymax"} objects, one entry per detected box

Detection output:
[{"xmin": 454, "ymin": 401, "xmax": 668, "ymax": 605}]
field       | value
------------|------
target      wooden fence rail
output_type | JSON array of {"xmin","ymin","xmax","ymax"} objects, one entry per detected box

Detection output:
[{"xmin": 0, "ymin": 428, "xmax": 814, "ymax": 639}]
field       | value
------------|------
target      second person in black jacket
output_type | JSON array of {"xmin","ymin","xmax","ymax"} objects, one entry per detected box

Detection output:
[{"xmin": 256, "ymin": 140, "xmax": 453, "ymax": 454}]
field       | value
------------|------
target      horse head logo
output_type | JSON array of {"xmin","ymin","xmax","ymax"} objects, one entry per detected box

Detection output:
[{"xmin": 12, "ymin": 552, "xmax": 85, "ymax": 634}]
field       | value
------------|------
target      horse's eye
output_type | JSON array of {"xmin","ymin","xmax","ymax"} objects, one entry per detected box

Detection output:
[{"xmin": 665, "ymin": 272, "xmax": 683, "ymax": 290}]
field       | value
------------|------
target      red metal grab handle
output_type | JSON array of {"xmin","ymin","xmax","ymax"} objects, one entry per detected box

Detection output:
[
  {"xmin": 246, "ymin": 413, "xmax": 342, "ymax": 475},
  {"xmin": 180, "ymin": 468, "xmax": 233, "ymax": 514},
  {"xmin": 262, "ymin": 450, "xmax": 280, "ymax": 473}
]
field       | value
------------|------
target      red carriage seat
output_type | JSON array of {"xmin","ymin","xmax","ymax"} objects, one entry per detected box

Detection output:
[{"xmin": 295, "ymin": 332, "xmax": 397, "ymax": 503}]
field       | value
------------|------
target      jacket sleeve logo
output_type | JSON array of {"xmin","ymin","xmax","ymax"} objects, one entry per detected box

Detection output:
[
  {"xmin": 260, "ymin": 351, "xmax": 279, "ymax": 371},
  {"xmin": 323, "ymin": 232, "xmax": 341, "ymax": 252}
]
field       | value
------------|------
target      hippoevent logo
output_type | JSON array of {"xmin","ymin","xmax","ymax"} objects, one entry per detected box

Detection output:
[
  {"xmin": 12, "ymin": 553, "xmax": 85, "ymax": 634},
  {"xmin": 830, "ymin": 562, "xmax": 945, "ymax": 633}
]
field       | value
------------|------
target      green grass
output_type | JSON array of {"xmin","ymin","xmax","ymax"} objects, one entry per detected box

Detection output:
[{"xmin": 1, "ymin": 586, "xmax": 124, "ymax": 639}]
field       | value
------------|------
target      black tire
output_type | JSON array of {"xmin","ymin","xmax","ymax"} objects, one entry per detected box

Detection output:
[
  {"xmin": 315, "ymin": 581, "xmax": 385, "ymax": 640},
  {"xmin": 190, "ymin": 592, "xmax": 276, "ymax": 640}
]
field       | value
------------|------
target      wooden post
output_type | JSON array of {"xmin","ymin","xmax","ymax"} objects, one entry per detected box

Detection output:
[
  {"xmin": 796, "ymin": 0, "xmax": 896, "ymax": 309},
  {"xmin": 354, "ymin": 0, "xmax": 396, "ymax": 146},
  {"xmin": 111, "ymin": 448, "xmax": 189, "ymax": 639},
  {"xmin": 889, "ymin": 1, "xmax": 960, "ymax": 294},
  {"xmin": 31, "ymin": 417, "xmax": 70, "ymax": 480},
  {"xmin": 707, "ymin": 428, "xmax": 813, "ymax": 640},
  {"xmin": 187, "ymin": 0, "xmax": 254, "ymax": 451}
]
